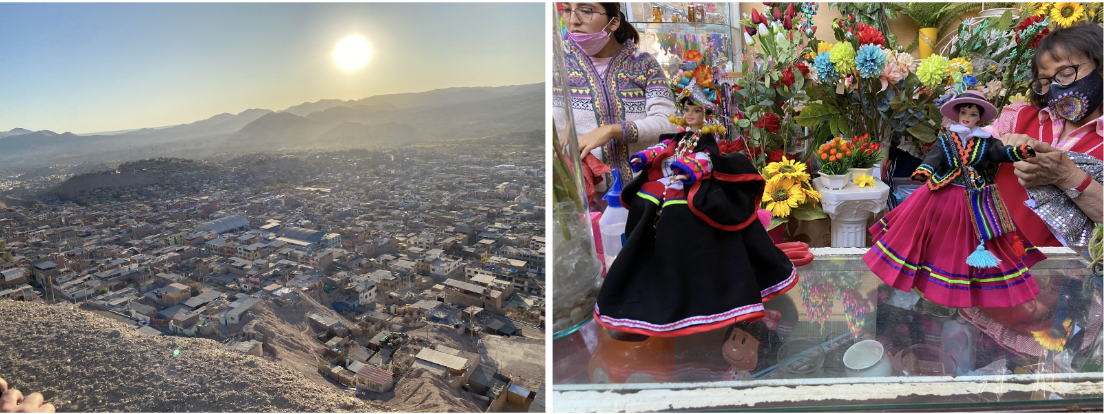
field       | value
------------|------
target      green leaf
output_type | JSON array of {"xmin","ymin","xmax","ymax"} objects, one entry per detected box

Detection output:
[
  {"xmin": 759, "ymin": 99, "xmax": 775, "ymax": 107},
  {"xmin": 829, "ymin": 116, "xmax": 840, "ymax": 137},
  {"xmin": 767, "ymin": 216, "xmax": 789, "ymax": 230},
  {"xmin": 835, "ymin": 117, "xmax": 852, "ymax": 137},
  {"xmin": 795, "ymin": 103, "xmax": 839, "ymax": 127},
  {"xmin": 907, "ymin": 122, "xmax": 939, "ymax": 143},
  {"xmin": 793, "ymin": 71, "xmax": 805, "ymax": 90},
  {"xmin": 904, "ymin": 73, "xmax": 922, "ymax": 91},
  {"xmin": 792, "ymin": 204, "xmax": 829, "ymax": 221},
  {"xmin": 765, "ymin": 88, "xmax": 777, "ymax": 101},
  {"xmin": 737, "ymin": 118, "xmax": 752, "ymax": 128}
]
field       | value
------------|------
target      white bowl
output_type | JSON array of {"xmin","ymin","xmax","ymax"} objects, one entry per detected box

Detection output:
[{"xmin": 843, "ymin": 340, "xmax": 893, "ymax": 377}]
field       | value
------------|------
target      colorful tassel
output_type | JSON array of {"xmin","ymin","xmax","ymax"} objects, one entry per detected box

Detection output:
[
  {"xmin": 1011, "ymin": 234, "xmax": 1026, "ymax": 257},
  {"xmin": 967, "ymin": 243, "xmax": 1002, "ymax": 269}
]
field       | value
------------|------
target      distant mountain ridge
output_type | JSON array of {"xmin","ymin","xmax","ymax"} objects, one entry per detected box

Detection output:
[{"xmin": 0, "ymin": 83, "xmax": 543, "ymax": 169}]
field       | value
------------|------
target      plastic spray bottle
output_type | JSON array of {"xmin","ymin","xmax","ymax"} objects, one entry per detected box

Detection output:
[{"xmin": 599, "ymin": 170, "xmax": 628, "ymax": 272}]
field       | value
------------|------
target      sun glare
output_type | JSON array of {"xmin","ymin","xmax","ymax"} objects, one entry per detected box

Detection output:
[{"xmin": 334, "ymin": 35, "xmax": 370, "ymax": 70}]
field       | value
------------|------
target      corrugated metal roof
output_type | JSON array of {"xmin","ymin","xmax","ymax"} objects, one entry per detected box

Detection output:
[
  {"xmin": 415, "ymin": 348, "xmax": 468, "ymax": 371},
  {"xmin": 197, "ymin": 215, "xmax": 249, "ymax": 234},
  {"xmin": 356, "ymin": 364, "xmax": 393, "ymax": 384},
  {"xmin": 444, "ymin": 279, "xmax": 484, "ymax": 295}
]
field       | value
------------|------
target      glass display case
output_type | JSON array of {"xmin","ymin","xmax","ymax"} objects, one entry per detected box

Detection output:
[
  {"xmin": 552, "ymin": 247, "xmax": 1104, "ymax": 412},
  {"xmin": 551, "ymin": 3, "xmax": 603, "ymax": 340},
  {"xmin": 624, "ymin": 2, "xmax": 738, "ymax": 77}
]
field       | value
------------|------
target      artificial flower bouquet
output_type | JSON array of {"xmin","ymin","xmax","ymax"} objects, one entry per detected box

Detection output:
[
  {"xmin": 848, "ymin": 133, "xmax": 884, "ymax": 168},
  {"xmin": 730, "ymin": 2, "xmax": 818, "ymax": 170},
  {"xmin": 816, "ymin": 137, "xmax": 852, "ymax": 176},
  {"xmin": 761, "ymin": 156, "xmax": 825, "ymax": 229},
  {"xmin": 798, "ymin": 13, "xmax": 961, "ymax": 146},
  {"xmin": 941, "ymin": 3, "xmax": 1100, "ymax": 113}
]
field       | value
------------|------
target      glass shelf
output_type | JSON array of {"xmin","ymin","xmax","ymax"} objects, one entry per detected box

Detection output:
[
  {"xmin": 631, "ymin": 22, "xmax": 733, "ymax": 34},
  {"xmin": 552, "ymin": 247, "xmax": 1104, "ymax": 412}
]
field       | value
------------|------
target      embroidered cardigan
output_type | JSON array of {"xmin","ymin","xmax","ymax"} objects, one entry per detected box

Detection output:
[
  {"xmin": 553, "ymin": 38, "xmax": 677, "ymax": 184},
  {"xmin": 912, "ymin": 125, "xmax": 1035, "ymax": 191}
]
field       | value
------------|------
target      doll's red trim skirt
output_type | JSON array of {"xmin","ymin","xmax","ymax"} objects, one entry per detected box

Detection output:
[{"xmin": 593, "ymin": 266, "xmax": 798, "ymax": 337}]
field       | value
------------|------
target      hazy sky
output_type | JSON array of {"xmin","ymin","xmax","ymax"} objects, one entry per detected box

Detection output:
[{"xmin": 0, "ymin": 3, "xmax": 544, "ymax": 134}]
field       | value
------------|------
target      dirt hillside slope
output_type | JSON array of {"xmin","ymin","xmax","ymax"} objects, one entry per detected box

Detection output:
[{"xmin": 0, "ymin": 300, "xmax": 386, "ymax": 412}]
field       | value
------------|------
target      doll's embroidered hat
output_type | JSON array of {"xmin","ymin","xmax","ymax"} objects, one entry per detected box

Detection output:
[{"xmin": 940, "ymin": 90, "xmax": 998, "ymax": 125}]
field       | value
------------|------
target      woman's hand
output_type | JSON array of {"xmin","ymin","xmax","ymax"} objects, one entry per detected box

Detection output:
[
  {"xmin": 1012, "ymin": 140, "xmax": 1084, "ymax": 189},
  {"xmin": 579, "ymin": 124, "xmax": 623, "ymax": 156},
  {"xmin": 998, "ymin": 133, "xmax": 1038, "ymax": 147}
]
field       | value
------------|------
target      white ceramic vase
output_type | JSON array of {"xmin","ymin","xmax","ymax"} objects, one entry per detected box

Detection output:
[
  {"xmin": 850, "ymin": 167, "xmax": 873, "ymax": 181},
  {"xmin": 822, "ymin": 173, "xmax": 850, "ymax": 191}
]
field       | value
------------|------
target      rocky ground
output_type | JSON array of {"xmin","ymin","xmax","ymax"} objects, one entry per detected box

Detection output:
[{"xmin": 0, "ymin": 300, "xmax": 499, "ymax": 412}]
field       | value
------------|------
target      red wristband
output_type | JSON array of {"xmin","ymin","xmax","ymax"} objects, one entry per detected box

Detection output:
[{"xmin": 1075, "ymin": 173, "xmax": 1093, "ymax": 192}]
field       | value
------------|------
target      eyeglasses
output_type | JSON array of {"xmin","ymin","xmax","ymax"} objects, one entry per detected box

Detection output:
[
  {"xmin": 1030, "ymin": 61, "xmax": 1091, "ymax": 94},
  {"xmin": 561, "ymin": 6, "xmax": 607, "ymax": 23}
]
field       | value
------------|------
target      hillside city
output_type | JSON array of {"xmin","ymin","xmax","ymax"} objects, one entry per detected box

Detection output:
[{"xmin": 0, "ymin": 142, "xmax": 546, "ymax": 412}]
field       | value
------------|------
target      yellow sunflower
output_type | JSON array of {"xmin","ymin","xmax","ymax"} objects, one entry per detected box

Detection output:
[
  {"xmin": 1051, "ymin": 2, "xmax": 1086, "ymax": 27},
  {"xmin": 1032, "ymin": 318, "xmax": 1072, "ymax": 351},
  {"xmin": 854, "ymin": 174, "xmax": 875, "ymax": 188},
  {"xmin": 763, "ymin": 156, "xmax": 810, "ymax": 182},
  {"xmin": 1034, "ymin": 2, "xmax": 1054, "ymax": 16},
  {"xmin": 803, "ymin": 185, "xmax": 822, "ymax": 203},
  {"xmin": 763, "ymin": 178, "xmax": 806, "ymax": 218}
]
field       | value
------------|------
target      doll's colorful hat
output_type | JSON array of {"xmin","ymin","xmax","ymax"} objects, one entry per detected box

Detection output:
[
  {"xmin": 940, "ymin": 90, "xmax": 997, "ymax": 125},
  {"xmin": 670, "ymin": 49, "xmax": 721, "ymax": 112}
]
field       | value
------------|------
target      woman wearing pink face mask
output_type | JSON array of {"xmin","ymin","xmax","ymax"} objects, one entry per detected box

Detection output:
[{"xmin": 554, "ymin": 2, "xmax": 676, "ymax": 187}]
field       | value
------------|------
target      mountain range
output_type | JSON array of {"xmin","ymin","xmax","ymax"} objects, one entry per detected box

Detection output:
[{"xmin": 0, "ymin": 83, "xmax": 543, "ymax": 169}]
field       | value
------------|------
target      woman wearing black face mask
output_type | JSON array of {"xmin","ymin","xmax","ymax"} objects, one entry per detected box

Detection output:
[{"xmin": 989, "ymin": 23, "xmax": 1102, "ymax": 247}]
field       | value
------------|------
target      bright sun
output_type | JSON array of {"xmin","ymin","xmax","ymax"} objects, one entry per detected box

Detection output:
[{"xmin": 334, "ymin": 35, "xmax": 370, "ymax": 70}]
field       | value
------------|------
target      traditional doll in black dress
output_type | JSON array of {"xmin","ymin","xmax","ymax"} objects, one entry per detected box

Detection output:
[{"xmin": 593, "ymin": 75, "xmax": 798, "ymax": 337}]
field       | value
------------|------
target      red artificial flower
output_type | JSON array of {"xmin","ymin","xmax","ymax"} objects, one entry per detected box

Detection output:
[
  {"xmin": 733, "ymin": 84, "xmax": 743, "ymax": 93},
  {"xmin": 769, "ymin": 148, "xmax": 785, "ymax": 163},
  {"xmin": 849, "ymin": 14, "xmax": 855, "ymax": 21},
  {"xmin": 773, "ymin": 7, "xmax": 782, "ymax": 21},
  {"xmin": 684, "ymin": 50, "xmax": 703, "ymax": 63},
  {"xmin": 786, "ymin": 3, "xmax": 795, "ymax": 18},
  {"xmin": 762, "ymin": 2, "xmax": 774, "ymax": 6},
  {"xmin": 724, "ymin": 138, "xmax": 747, "ymax": 154},
  {"xmin": 811, "ymin": 25, "xmax": 817, "ymax": 35},
  {"xmin": 1014, "ymin": 16, "xmax": 1049, "ymax": 48},
  {"xmin": 733, "ymin": 112, "xmax": 746, "ymax": 121},
  {"xmin": 780, "ymin": 66, "xmax": 795, "ymax": 88},
  {"xmin": 784, "ymin": 15, "xmax": 793, "ymax": 30},
  {"xmin": 751, "ymin": 8, "xmax": 763, "ymax": 25},
  {"xmin": 759, "ymin": 113, "xmax": 782, "ymax": 133},
  {"xmin": 795, "ymin": 62, "xmax": 810, "ymax": 77},
  {"xmin": 1015, "ymin": 15, "xmax": 1045, "ymax": 32},
  {"xmin": 855, "ymin": 22, "xmax": 885, "ymax": 47},
  {"xmin": 745, "ymin": 25, "xmax": 757, "ymax": 36}
]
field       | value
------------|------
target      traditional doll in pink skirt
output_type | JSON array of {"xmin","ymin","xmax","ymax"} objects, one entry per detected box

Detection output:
[{"xmin": 863, "ymin": 90, "xmax": 1047, "ymax": 308}]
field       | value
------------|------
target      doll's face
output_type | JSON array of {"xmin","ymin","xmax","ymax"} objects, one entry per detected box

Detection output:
[
  {"xmin": 722, "ymin": 326, "xmax": 760, "ymax": 371},
  {"xmin": 958, "ymin": 105, "xmax": 981, "ymax": 127},
  {"xmin": 684, "ymin": 105, "xmax": 705, "ymax": 129}
]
